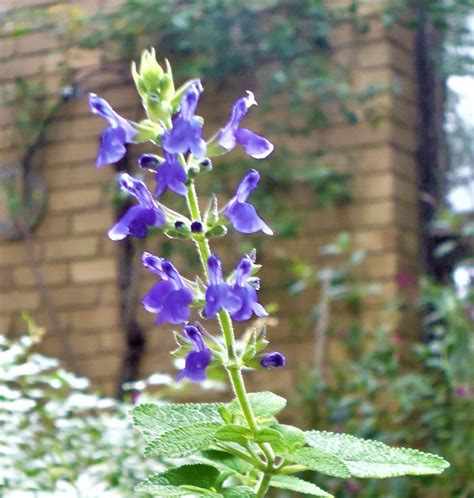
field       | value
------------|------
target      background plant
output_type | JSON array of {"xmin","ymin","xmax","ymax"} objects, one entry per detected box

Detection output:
[{"xmin": 292, "ymin": 240, "xmax": 473, "ymax": 498}]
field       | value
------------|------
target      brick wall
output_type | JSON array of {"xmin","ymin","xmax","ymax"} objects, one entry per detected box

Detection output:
[{"xmin": 0, "ymin": 1, "xmax": 420, "ymax": 397}]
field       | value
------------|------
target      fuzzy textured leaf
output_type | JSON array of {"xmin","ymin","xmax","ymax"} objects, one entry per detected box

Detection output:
[
  {"xmin": 132, "ymin": 402, "xmax": 223, "ymax": 441},
  {"xmin": 305, "ymin": 431, "xmax": 450, "ymax": 478},
  {"xmin": 283, "ymin": 447, "xmax": 351, "ymax": 478},
  {"xmin": 136, "ymin": 464, "xmax": 220, "ymax": 495},
  {"xmin": 271, "ymin": 424, "xmax": 306, "ymax": 453},
  {"xmin": 145, "ymin": 422, "xmax": 222, "ymax": 457},
  {"xmin": 216, "ymin": 424, "xmax": 252, "ymax": 444},
  {"xmin": 197, "ymin": 450, "xmax": 253, "ymax": 475},
  {"xmin": 228, "ymin": 392, "xmax": 286, "ymax": 419},
  {"xmin": 270, "ymin": 475, "xmax": 332, "ymax": 497},
  {"xmin": 223, "ymin": 487, "xmax": 256, "ymax": 497}
]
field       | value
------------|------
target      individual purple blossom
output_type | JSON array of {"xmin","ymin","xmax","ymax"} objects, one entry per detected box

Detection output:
[
  {"xmin": 108, "ymin": 173, "xmax": 166, "ymax": 240},
  {"xmin": 204, "ymin": 254, "xmax": 241, "ymax": 318},
  {"xmin": 217, "ymin": 91, "xmax": 274, "ymax": 159},
  {"xmin": 161, "ymin": 80, "xmax": 206, "ymax": 158},
  {"xmin": 260, "ymin": 352, "xmax": 286, "ymax": 369},
  {"xmin": 142, "ymin": 252, "xmax": 193, "ymax": 324},
  {"xmin": 230, "ymin": 256, "xmax": 268, "ymax": 322},
  {"xmin": 223, "ymin": 169, "xmax": 273, "ymax": 235},
  {"xmin": 176, "ymin": 323, "xmax": 212, "ymax": 383},
  {"xmin": 89, "ymin": 93, "xmax": 136, "ymax": 167},
  {"xmin": 154, "ymin": 152, "xmax": 187, "ymax": 196}
]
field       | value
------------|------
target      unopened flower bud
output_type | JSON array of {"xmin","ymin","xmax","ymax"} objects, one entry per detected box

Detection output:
[
  {"xmin": 191, "ymin": 221, "xmax": 203, "ymax": 233},
  {"xmin": 138, "ymin": 154, "xmax": 160, "ymax": 171},
  {"xmin": 260, "ymin": 352, "xmax": 286, "ymax": 369}
]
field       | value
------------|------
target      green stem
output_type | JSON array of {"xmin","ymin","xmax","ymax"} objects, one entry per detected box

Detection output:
[
  {"xmin": 185, "ymin": 178, "xmax": 274, "ymax": 494},
  {"xmin": 216, "ymin": 443, "xmax": 266, "ymax": 472},
  {"xmin": 255, "ymin": 473, "xmax": 272, "ymax": 498}
]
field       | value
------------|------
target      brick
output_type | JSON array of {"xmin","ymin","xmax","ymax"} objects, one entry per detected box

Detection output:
[
  {"xmin": 49, "ymin": 285, "xmax": 99, "ymax": 308},
  {"xmin": 0, "ymin": 268, "xmax": 14, "ymax": 289},
  {"xmin": 72, "ymin": 210, "xmax": 113, "ymax": 233},
  {"xmin": 0, "ymin": 36, "xmax": 15, "ymax": 60},
  {"xmin": 350, "ymin": 201, "xmax": 395, "ymax": 226},
  {"xmin": 100, "ymin": 330, "xmax": 124, "ymax": 353},
  {"xmin": 43, "ymin": 164, "xmax": 112, "ymax": 188},
  {"xmin": 0, "ymin": 290, "xmax": 40, "ymax": 312},
  {"xmin": 13, "ymin": 262, "xmax": 69, "ymax": 287},
  {"xmin": 43, "ymin": 236, "xmax": 98, "ymax": 261},
  {"xmin": 352, "ymin": 173, "xmax": 394, "ymax": 200},
  {"xmin": 0, "ymin": 53, "xmax": 45, "ymax": 81},
  {"xmin": 0, "ymin": 242, "xmax": 27, "ymax": 266},
  {"xmin": 69, "ymin": 330, "xmax": 102, "ymax": 357},
  {"xmin": 15, "ymin": 31, "xmax": 59, "ymax": 55},
  {"xmin": 98, "ymin": 283, "xmax": 118, "ymax": 305},
  {"xmin": 44, "ymin": 140, "xmax": 97, "ymax": 167},
  {"xmin": 71, "ymin": 257, "xmax": 116, "ymax": 283},
  {"xmin": 35, "ymin": 214, "xmax": 70, "ymax": 237},
  {"xmin": 70, "ymin": 305, "xmax": 119, "ymax": 330},
  {"xmin": 78, "ymin": 352, "xmax": 122, "ymax": 379},
  {"xmin": 69, "ymin": 115, "xmax": 106, "ymax": 140},
  {"xmin": 48, "ymin": 187, "xmax": 102, "ymax": 212},
  {"xmin": 362, "ymin": 253, "xmax": 399, "ymax": 279},
  {"xmin": 354, "ymin": 228, "xmax": 399, "ymax": 253}
]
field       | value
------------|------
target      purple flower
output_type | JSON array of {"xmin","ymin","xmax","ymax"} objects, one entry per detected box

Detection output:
[
  {"xmin": 89, "ymin": 93, "xmax": 136, "ymax": 167},
  {"xmin": 142, "ymin": 252, "xmax": 193, "ymax": 324},
  {"xmin": 154, "ymin": 152, "xmax": 188, "ymax": 197},
  {"xmin": 260, "ymin": 352, "xmax": 286, "ymax": 369},
  {"xmin": 223, "ymin": 169, "xmax": 273, "ymax": 235},
  {"xmin": 217, "ymin": 91, "xmax": 273, "ymax": 159},
  {"xmin": 204, "ymin": 254, "xmax": 241, "ymax": 318},
  {"xmin": 176, "ymin": 324, "xmax": 212, "ymax": 383},
  {"xmin": 108, "ymin": 173, "xmax": 166, "ymax": 241},
  {"xmin": 230, "ymin": 256, "xmax": 268, "ymax": 322},
  {"xmin": 161, "ymin": 80, "xmax": 206, "ymax": 158}
]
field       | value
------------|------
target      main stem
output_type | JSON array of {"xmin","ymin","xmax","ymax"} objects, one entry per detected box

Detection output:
[{"xmin": 185, "ymin": 181, "xmax": 273, "ymax": 494}]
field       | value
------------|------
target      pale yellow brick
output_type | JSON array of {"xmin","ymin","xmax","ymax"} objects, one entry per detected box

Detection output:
[
  {"xmin": 43, "ymin": 164, "xmax": 112, "ymax": 188},
  {"xmin": 71, "ymin": 257, "xmax": 116, "ymax": 283},
  {"xmin": 48, "ymin": 187, "xmax": 102, "ymax": 212},
  {"xmin": 69, "ymin": 305, "xmax": 118, "ymax": 330},
  {"xmin": 72, "ymin": 210, "xmax": 113, "ymax": 233},
  {"xmin": 15, "ymin": 31, "xmax": 59, "ymax": 55},
  {"xmin": 0, "ymin": 243, "xmax": 27, "ymax": 266},
  {"xmin": 35, "ymin": 214, "xmax": 70, "ymax": 237},
  {"xmin": 0, "ymin": 290, "xmax": 40, "ymax": 312},
  {"xmin": 49, "ymin": 285, "xmax": 99, "ymax": 308},
  {"xmin": 43, "ymin": 236, "xmax": 98, "ymax": 261},
  {"xmin": 13, "ymin": 262, "xmax": 69, "ymax": 287}
]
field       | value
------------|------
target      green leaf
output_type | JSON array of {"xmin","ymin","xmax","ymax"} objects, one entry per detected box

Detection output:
[
  {"xmin": 254, "ymin": 428, "xmax": 282, "ymax": 444},
  {"xmin": 132, "ymin": 402, "xmax": 223, "ymax": 440},
  {"xmin": 198, "ymin": 450, "xmax": 253, "ymax": 474},
  {"xmin": 137, "ymin": 464, "xmax": 220, "ymax": 495},
  {"xmin": 198, "ymin": 450, "xmax": 253, "ymax": 475},
  {"xmin": 270, "ymin": 475, "xmax": 332, "ymax": 497},
  {"xmin": 271, "ymin": 424, "xmax": 306, "ymax": 453},
  {"xmin": 145, "ymin": 422, "xmax": 222, "ymax": 457},
  {"xmin": 305, "ymin": 431, "xmax": 450, "ymax": 478},
  {"xmin": 216, "ymin": 424, "xmax": 252, "ymax": 445},
  {"xmin": 223, "ymin": 486, "xmax": 256, "ymax": 497},
  {"xmin": 227, "ymin": 392, "xmax": 286, "ymax": 419},
  {"xmin": 283, "ymin": 447, "xmax": 351, "ymax": 478}
]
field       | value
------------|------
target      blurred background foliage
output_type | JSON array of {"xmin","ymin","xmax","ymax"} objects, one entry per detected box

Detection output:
[{"xmin": 0, "ymin": 0, "xmax": 473, "ymax": 496}]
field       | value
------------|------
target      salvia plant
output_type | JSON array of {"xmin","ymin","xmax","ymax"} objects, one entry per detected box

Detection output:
[{"xmin": 89, "ymin": 49, "xmax": 449, "ymax": 497}]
